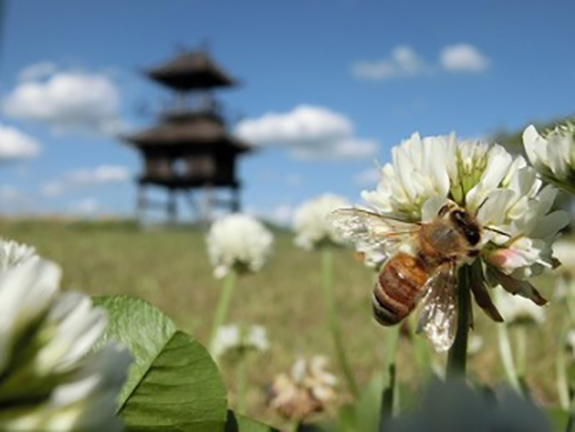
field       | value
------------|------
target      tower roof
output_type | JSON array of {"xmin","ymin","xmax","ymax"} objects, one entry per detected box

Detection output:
[
  {"xmin": 123, "ymin": 112, "xmax": 251, "ymax": 153},
  {"xmin": 146, "ymin": 49, "xmax": 236, "ymax": 91}
]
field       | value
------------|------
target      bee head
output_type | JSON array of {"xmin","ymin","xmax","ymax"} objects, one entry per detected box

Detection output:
[{"xmin": 449, "ymin": 208, "xmax": 481, "ymax": 246}]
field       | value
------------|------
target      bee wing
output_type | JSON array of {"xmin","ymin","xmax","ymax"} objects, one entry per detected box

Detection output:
[
  {"xmin": 328, "ymin": 208, "xmax": 419, "ymax": 254},
  {"xmin": 416, "ymin": 263, "xmax": 457, "ymax": 352}
]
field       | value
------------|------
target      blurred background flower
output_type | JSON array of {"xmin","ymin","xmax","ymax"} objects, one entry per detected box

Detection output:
[
  {"xmin": 212, "ymin": 324, "xmax": 269, "ymax": 361},
  {"xmin": 293, "ymin": 194, "xmax": 349, "ymax": 250},
  {"xmin": 523, "ymin": 123, "xmax": 575, "ymax": 194},
  {"xmin": 495, "ymin": 290, "xmax": 546, "ymax": 326},
  {"xmin": 206, "ymin": 213, "xmax": 274, "ymax": 279},
  {"xmin": 267, "ymin": 355, "xmax": 337, "ymax": 422}
]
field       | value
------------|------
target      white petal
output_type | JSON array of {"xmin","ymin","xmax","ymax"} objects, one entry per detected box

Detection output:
[{"xmin": 522, "ymin": 125, "xmax": 548, "ymax": 169}]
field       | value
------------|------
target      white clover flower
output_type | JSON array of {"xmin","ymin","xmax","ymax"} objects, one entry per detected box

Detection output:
[
  {"xmin": 268, "ymin": 355, "xmax": 337, "ymax": 421},
  {"xmin": 495, "ymin": 290, "xmax": 545, "ymax": 326},
  {"xmin": 335, "ymin": 132, "xmax": 568, "ymax": 348},
  {"xmin": 206, "ymin": 214, "xmax": 274, "ymax": 278},
  {"xmin": 523, "ymin": 123, "xmax": 575, "ymax": 193},
  {"xmin": 293, "ymin": 194, "xmax": 350, "ymax": 250},
  {"xmin": 366, "ymin": 132, "xmax": 567, "ymax": 280},
  {"xmin": 565, "ymin": 329, "xmax": 575, "ymax": 358},
  {"xmin": 467, "ymin": 335, "xmax": 484, "ymax": 356},
  {"xmin": 0, "ymin": 238, "xmax": 37, "ymax": 272},
  {"xmin": 552, "ymin": 240, "xmax": 575, "ymax": 301},
  {"xmin": 0, "ymin": 248, "xmax": 131, "ymax": 431},
  {"xmin": 553, "ymin": 240, "xmax": 575, "ymax": 271},
  {"xmin": 211, "ymin": 324, "xmax": 269, "ymax": 360}
]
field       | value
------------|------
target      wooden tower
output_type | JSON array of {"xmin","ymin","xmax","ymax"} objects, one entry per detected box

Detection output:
[{"xmin": 124, "ymin": 48, "xmax": 252, "ymax": 223}]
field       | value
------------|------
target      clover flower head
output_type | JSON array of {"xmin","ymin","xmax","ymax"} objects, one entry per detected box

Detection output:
[
  {"xmin": 0, "ymin": 241, "xmax": 131, "ymax": 431},
  {"xmin": 211, "ymin": 324, "xmax": 269, "ymax": 360},
  {"xmin": 0, "ymin": 238, "xmax": 37, "ymax": 272},
  {"xmin": 552, "ymin": 240, "xmax": 575, "ymax": 301},
  {"xmin": 268, "ymin": 355, "xmax": 337, "ymax": 421},
  {"xmin": 565, "ymin": 329, "xmax": 575, "ymax": 359},
  {"xmin": 293, "ymin": 194, "xmax": 350, "ymax": 250},
  {"xmin": 335, "ymin": 132, "xmax": 568, "ymax": 350},
  {"xmin": 206, "ymin": 213, "xmax": 274, "ymax": 278},
  {"xmin": 523, "ymin": 122, "xmax": 575, "ymax": 194},
  {"xmin": 467, "ymin": 335, "xmax": 484, "ymax": 356}
]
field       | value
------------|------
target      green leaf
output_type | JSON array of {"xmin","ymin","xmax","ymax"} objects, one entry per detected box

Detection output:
[
  {"xmin": 224, "ymin": 410, "xmax": 279, "ymax": 431},
  {"xmin": 94, "ymin": 295, "xmax": 227, "ymax": 431},
  {"xmin": 356, "ymin": 372, "xmax": 385, "ymax": 432},
  {"xmin": 547, "ymin": 407, "xmax": 569, "ymax": 432}
]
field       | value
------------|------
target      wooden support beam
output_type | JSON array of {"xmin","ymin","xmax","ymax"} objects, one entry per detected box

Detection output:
[{"xmin": 167, "ymin": 189, "xmax": 177, "ymax": 225}]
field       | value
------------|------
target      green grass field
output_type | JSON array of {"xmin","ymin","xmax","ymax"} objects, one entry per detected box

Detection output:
[{"xmin": 1, "ymin": 219, "xmax": 567, "ymax": 425}]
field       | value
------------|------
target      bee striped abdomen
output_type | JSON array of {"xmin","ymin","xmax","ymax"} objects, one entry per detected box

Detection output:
[{"xmin": 372, "ymin": 252, "xmax": 428, "ymax": 326}]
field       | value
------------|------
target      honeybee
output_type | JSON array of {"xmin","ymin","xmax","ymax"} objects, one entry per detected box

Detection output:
[{"xmin": 329, "ymin": 199, "xmax": 503, "ymax": 351}]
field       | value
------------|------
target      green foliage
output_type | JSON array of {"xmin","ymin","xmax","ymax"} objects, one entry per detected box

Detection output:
[
  {"xmin": 3, "ymin": 222, "xmax": 572, "ymax": 426},
  {"xmin": 94, "ymin": 295, "xmax": 228, "ymax": 431},
  {"xmin": 225, "ymin": 410, "xmax": 279, "ymax": 431}
]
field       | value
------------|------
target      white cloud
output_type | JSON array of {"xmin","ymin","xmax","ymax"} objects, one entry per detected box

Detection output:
[
  {"xmin": 440, "ymin": 44, "xmax": 489, "ymax": 73},
  {"xmin": 0, "ymin": 124, "xmax": 41, "ymax": 161},
  {"xmin": 18, "ymin": 62, "xmax": 57, "ymax": 81},
  {"xmin": 352, "ymin": 43, "xmax": 490, "ymax": 80},
  {"xmin": 353, "ymin": 167, "xmax": 380, "ymax": 186},
  {"xmin": 41, "ymin": 165, "xmax": 130, "ymax": 197},
  {"xmin": 351, "ymin": 46, "xmax": 431, "ymax": 80},
  {"xmin": 4, "ymin": 67, "xmax": 122, "ymax": 134},
  {"xmin": 235, "ymin": 105, "xmax": 378, "ymax": 160}
]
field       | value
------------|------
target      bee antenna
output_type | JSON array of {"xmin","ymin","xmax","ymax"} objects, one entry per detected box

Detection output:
[
  {"xmin": 475, "ymin": 196, "xmax": 490, "ymax": 215},
  {"xmin": 484, "ymin": 226, "xmax": 511, "ymax": 238}
]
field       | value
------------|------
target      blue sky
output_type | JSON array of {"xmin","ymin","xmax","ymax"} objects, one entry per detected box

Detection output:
[{"xmin": 1, "ymin": 0, "xmax": 574, "ymax": 221}]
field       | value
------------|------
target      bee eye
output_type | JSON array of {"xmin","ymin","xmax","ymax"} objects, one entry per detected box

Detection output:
[{"xmin": 451, "ymin": 210, "xmax": 466, "ymax": 221}]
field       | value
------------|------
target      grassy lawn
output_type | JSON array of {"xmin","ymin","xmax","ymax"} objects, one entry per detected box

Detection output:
[{"xmin": 0, "ymin": 219, "xmax": 567, "ymax": 424}]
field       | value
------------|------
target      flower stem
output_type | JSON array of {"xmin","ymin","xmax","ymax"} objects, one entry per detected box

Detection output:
[
  {"xmin": 515, "ymin": 326, "xmax": 527, "ymax": 379},
  {"xmin": 380, "ymin": 325, "xmax": 400, "ymax": 428},
  {"xmin": 321, "ymin": 247, "xmax": 359, "ymax": 399},
  {"xmin": 210, "ymin": 270, "xmax": 237, "ymax": 348},
  {"xmin": 409, "ymin": 315, "xmax": 432, "ymax": 378},
  {"xmin": 235, "ymin": 352, "xmax": 248, "ymax": 414},
  {"xmin": 447, "ymin": 265, "xmax": 472, "ymax": 377},
  {"xmin": 557, "ymin": 322, "xmax": 570, "ymax": 410},
  {"xmin": 497, "ymin": 324, "xmax": 522, "ymax": 393},
  {"xmin": 287, "ymin": 421, "xmax": 300, "ymax": 432}
]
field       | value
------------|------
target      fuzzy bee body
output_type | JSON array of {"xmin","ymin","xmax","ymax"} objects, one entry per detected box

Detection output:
[
  {"xmin": 372, "ymin": 252, "xmax": 428, "ymax": 325},
  {"xmin": 372, "ymin": 208, "xmax": 482, "ymax": 327},
  {"xmin": 329, "ymin": 201, "xmax": 497, "ymax": 350}
]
